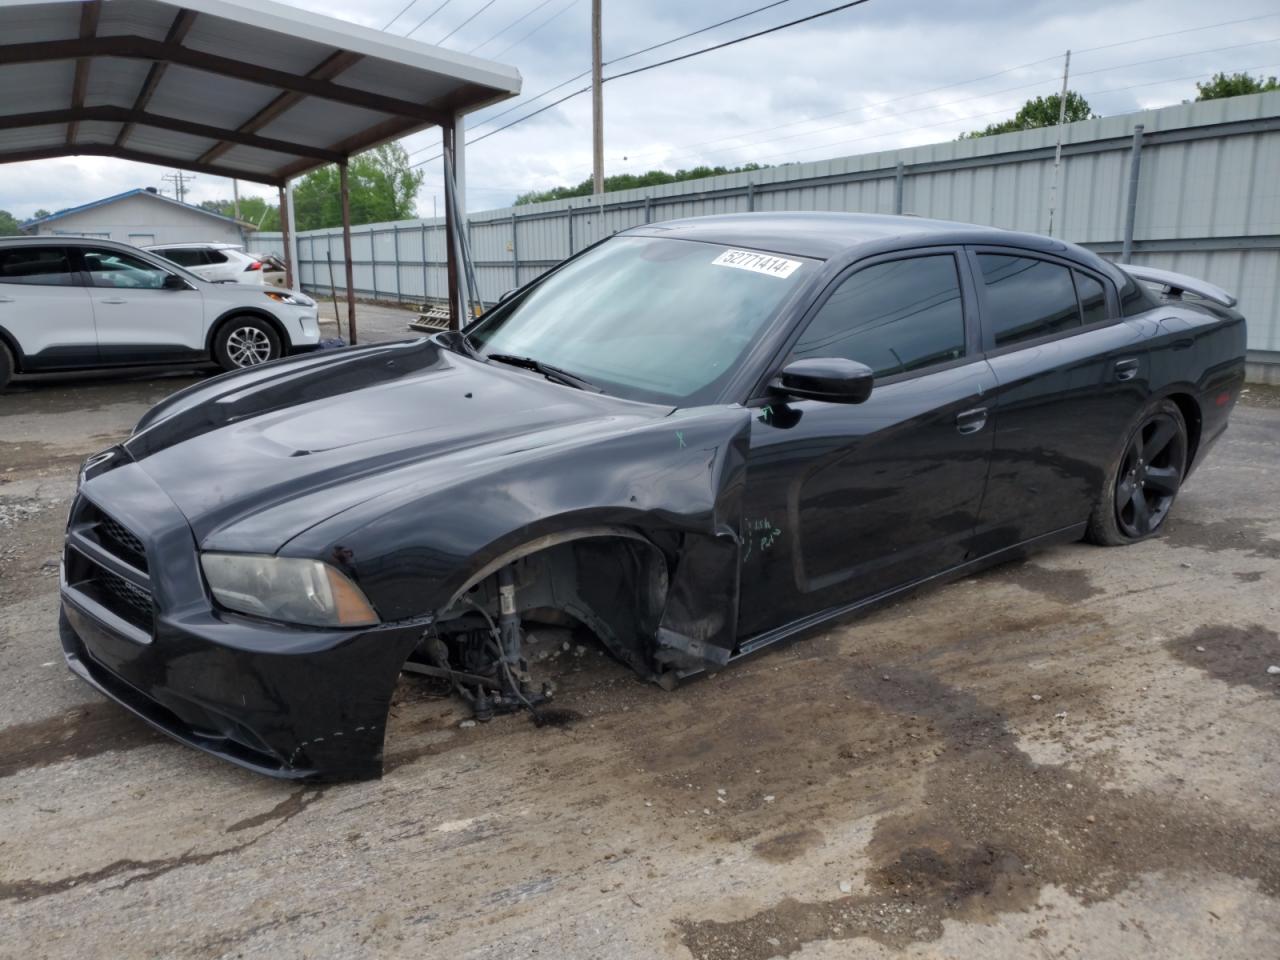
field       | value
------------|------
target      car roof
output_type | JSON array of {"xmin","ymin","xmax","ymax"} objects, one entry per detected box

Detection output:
[
  {"xmin": 144, "ymin": 242, "xmax": 242, "ymax": 250},
  {"xmin": 621, "ymin": 211, "xmax": 1117, "ymax": 274},
  {"xmin": 0, "ymin": 235, "xmax": 153, "ymax": 252}
]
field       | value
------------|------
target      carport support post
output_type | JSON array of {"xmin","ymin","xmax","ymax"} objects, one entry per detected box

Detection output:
[
  {"xmin": 443, "ymin": 122, "xmax": 462, "ymax": 330},
  {"xmin": 1121, "ymin": 124, "xmax": 1144, "ymax": 263},
  {"xmin": 340, "ymin": 161, "xmax": 358, "ymax": 345},
  {"xmin": 278, "ymin": 184, "xmax": 293, "ymax": 290}
]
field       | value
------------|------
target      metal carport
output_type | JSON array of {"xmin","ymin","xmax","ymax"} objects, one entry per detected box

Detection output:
[{"xmin": 0, "ymin": 0, "xmax": 521, "ymax": 338}]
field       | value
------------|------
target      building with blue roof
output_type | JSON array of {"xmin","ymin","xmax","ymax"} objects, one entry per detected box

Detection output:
[{"xmin": 21, "ymin": 187, "xmax": 253, "ymax": 248}]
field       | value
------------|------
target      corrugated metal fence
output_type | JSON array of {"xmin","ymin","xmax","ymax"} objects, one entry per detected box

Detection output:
[{"xmin": 248, "ymin": 90, "xmax": 1280, "ymax": 369}]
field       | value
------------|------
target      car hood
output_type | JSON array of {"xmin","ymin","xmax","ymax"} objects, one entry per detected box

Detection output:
[
  {"xmin": 123, "ymin": 338, "xmax": 672, "ymax": 551},
  {"xmin": 202, "ymin": 281, "xmax": 295, "ymax": 298}
]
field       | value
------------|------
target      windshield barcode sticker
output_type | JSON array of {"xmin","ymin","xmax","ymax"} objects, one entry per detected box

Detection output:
[{"xmin": 711, "ymin": 249, "xmax": 802, "ymax": 279}]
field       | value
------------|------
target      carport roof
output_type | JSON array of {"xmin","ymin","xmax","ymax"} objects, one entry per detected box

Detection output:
[{"xmin": 0, "ymin": 0, "xmax": 523, "ymax": 187}]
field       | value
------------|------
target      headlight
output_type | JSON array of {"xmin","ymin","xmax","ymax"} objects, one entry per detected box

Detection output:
[
  {"xmin": 201, "ymin": 553, "xmax": 379, "ymax": 627},
  {"xmin": 264, "ymin": 290, "xmax": 315, "ymax": 307}
]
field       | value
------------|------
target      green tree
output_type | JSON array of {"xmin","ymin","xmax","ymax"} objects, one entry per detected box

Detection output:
[
  {"xmin": 959, "ymin": 91, "xmax": 1097, "ymax": 139},
  {"xmin": 1195, "ymin": 71, "xmax": 1280, "ymax": 100},
  {"xmin": 291, "ymin": 143, "xmax": 425, "ymax": 230},
  {"xmin": 30, "ymin": 208, "xmax": 51, "ymax": 220},
  {"xmin": 0, "ymin": 210, "xmax": 21, "ymax": 235},
  {"xmin": 514, "ymin": 162, "xmax": 769, "ymax": 206},
  {"xmin": 200, "ymin": 196, "xmax": 280, "ymax": 230}
]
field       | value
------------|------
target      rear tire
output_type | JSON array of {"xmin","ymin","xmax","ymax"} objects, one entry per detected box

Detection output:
[
  {"xmin": 1085, "ymin": 398, "xmax": 1188, "ymax": 546},
  {"xmin": 0, "ymin": 342, "xmax": 11, "ymax": 391},
  {"xmin": 213, "ymin": 317, "xmax": 281, "ymax": 371}
]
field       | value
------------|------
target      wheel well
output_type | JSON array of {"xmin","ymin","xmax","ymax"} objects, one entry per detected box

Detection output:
[
  {"xmin": 1167, "ymin": 392, "xmax": 1202, "ymax": 467},
  {"xmin": 438, "ymin": 531, "xmax": 670, "ymax": 679},
  {"xmin": 206, "ymin": 310, "xmax": 288, "ymax": 354},
  {"xmin": 0, "ymin": 326, "xmax": 22, "ymax": 372}
]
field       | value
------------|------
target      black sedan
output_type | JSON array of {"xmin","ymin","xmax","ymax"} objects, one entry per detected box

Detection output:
[{"xmin": 59, "ymin": 212, "xmax": 1247, "ymax": 781}]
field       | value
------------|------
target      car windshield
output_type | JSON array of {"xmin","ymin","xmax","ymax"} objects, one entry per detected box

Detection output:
[{"xmin": 466, "ymin": 235, "xmax": 814, "ymax": 405}]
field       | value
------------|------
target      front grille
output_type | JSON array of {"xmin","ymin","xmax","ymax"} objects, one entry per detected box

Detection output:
[
  {"xmin": 94, "ymin": 567, "xmax": 154, "ymax": 623},
  {"xmin": 97, "ymin": 515, "xmax": 146, "ymax": 570},
  {"xmin": 65, "ymin": 499, "xmax": 155, "ymax": 633}
]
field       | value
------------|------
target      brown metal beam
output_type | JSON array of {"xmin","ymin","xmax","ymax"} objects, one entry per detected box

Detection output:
[
  {"xmin": 116, "ymin": 9, "xmax": 198, "ymax": 148},
  {"xmin": 278, "ymin": 185, "xmax": 293, "ymax": 288},
  {"xmin": 66, "ymin": 0, "xmax": 101, "ymax": 145},
  {"xmin": 198, "ymin": 49, "xmax": 363, "ymax": 166},
  {"xmin": 0, "ymin": 37, "xmax": 449, "ymax": 125},
  {"xmin": 340, "ymin": 163, "xmax": 357, "ymax": 344},
  {"xmin": 1, "ymin": 106, "xmax": 345, "ymax": 163},
  {"xmin": 0, "ymin": 144, "xmax": 281, "ymax": 186}
]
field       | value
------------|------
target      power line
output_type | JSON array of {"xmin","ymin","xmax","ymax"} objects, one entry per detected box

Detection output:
[
  {"xmin": 450, "ymin": 0, "xmax": 819, "ymax": 143},
  {"xmin": 611, "ymin": 16, "xmax": 1280, "ymax": 167},
  {"xmin": 470, "ymin": 0, "xmax": 557, "ymax": 53},
  {"xmin": 1071, "ymin": 12, "xmax": 1279, "ymax": 57},
  {"xmin": 494, "ymin": 0, "xmax": 580, "ymax": 58},
  {"xmin": 405, "ymin": 0, "xmax": 455, "ymax": 37},
  {"xmin": 607, "ymin": 0, "xmax": 798, "ymax": 68},
  {"xmin": 409, "ymin": 0, "xmax": 880, "ymax": 167},
  {"xmin": 630, "ymin": 39, "xmax": 1277, "ymax": 171},
  {"xmin": 605, "ymin": 0, "xmax": 876, "ymax": 83},
  {"xmin": 701, "ymin": 58, "xmax": 1280, "ymax": 168},
  {"xmin": 383, "ymin": 0, "xmax": 419, "ymax": 30},
  {"xmin": 408, "ymin": 9, "xmax": 1275, "ymax": 172},
  {"xmin": 437, "ymin": 0, "xmax": 503, "ymax": 45}
]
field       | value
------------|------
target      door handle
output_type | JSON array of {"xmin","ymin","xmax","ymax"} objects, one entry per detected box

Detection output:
[
  {"xmin": 99, "ymin": 298, "xmax": 127, "ymax": 305},
  {"xmin": 956, "ymin": 406, "xmax": 988, "ymax": 435},
  {"xmin": 1114, "ymin": 357, "xmax": 1139, "ymax": 381}
]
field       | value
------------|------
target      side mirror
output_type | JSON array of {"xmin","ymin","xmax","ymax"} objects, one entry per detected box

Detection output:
[
  {"xmin": 770, "ymin": 357, "xmax": 874, "ymax": 404},
  {"xmin": 163, "ymin": 274, "xmax": 191, "ymax": 291}
]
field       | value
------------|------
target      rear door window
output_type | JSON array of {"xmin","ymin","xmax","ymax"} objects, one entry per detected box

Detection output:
[
  {"xmin": 0, "ymin": 247, "xmax": 76, "ymax": 286},
  {"xmin": 791, "ymin": 254, "xmax": 966, "ymax": 379},
  {"xmin": 978, "ymin": 254, "xmax": 1080, "ymax": 347}
]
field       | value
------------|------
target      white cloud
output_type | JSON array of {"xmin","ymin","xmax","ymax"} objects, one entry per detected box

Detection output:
[{"xmin": 3, "ymin": 0, "xmax": 1277, "ymax": 221}]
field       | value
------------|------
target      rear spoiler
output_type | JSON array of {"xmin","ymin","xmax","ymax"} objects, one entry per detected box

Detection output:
[{"xmin": 1118, "ymin": 264, "xmax": 1237, "ymax": 308}]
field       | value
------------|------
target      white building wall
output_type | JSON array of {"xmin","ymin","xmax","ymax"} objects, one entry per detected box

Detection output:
[{"xmin": 31, "ymin": 193, "xmax": 244, "ymax": 247}]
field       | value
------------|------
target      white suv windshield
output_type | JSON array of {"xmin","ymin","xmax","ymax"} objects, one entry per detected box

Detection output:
[{"xmin": 467, "ymin": 235, "xmax": 813, "ymax": 405}]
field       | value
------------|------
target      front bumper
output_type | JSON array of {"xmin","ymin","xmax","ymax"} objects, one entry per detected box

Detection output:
[{"xmin": 60, "ymin": 466, "xmax": 422, "ymax": 781}]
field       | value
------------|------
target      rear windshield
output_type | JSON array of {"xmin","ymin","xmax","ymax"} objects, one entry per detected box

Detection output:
[{"xmin": 467, "ymin": 235, "xmax": 814, "ymax": 405}]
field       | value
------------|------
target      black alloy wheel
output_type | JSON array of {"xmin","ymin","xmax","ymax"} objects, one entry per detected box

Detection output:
[{"xmin": 1114, "ymin": 408, "xmax": 1187, "ymax": 539}]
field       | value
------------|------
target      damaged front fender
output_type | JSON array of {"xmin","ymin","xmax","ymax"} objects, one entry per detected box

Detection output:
[{"xmin": 287, "ymin": 404, "xmax": 755, "ymax": 675}]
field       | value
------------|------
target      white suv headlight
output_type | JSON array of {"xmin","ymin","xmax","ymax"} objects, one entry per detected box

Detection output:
[
  {"xmin": 201, "ymin": 553, "xmax": 379, "ymax": 627},
  {"xmin": 264, "ymin": 290, "xmax": 315, "ymax": 307}
]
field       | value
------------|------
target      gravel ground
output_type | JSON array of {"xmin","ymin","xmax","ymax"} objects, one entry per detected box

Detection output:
[{"xmin": 0, "ymin": 361, "xmax": 1278, "ymax": 960}]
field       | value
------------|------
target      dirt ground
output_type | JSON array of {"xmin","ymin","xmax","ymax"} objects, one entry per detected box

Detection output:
[{"xmin": 1, "ymin": 354, "xmax": 1279, "ymax": 959}]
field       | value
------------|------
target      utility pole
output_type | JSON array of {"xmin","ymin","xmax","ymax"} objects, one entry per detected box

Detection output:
[
  {"xmin": 591, "ymin": 0, "xmax": 604, "ymax": 195},
  {"xmin": 232, "ymin": 178, "xmax": 241, "ymax": 221},
  {"xmin": 1046, "ymin": 49, "xmax": 1070, "ymax": 237},
  {"xmin": 161, "ymin": 170, "xmax": 195, "ymax": 203}
]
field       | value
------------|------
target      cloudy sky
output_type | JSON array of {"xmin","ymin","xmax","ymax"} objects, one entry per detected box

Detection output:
[{"xmin": 3, "ymin": 0, "xmax": 1278, "ymax": 222}]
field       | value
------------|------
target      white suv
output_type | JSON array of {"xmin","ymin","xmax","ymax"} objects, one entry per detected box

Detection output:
[
  {"xmin": 0, "ymin": 237, "xmax": 322, "ymax": 390},
  {"xmin": 144, "ymin": 242, "xmax": 265, "ymax": 284}
]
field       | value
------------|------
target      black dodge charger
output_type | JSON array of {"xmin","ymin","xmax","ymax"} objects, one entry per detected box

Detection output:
[{"xmin": 59, "ymin": 212, "xmax": 1247, "ymax": 781}]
